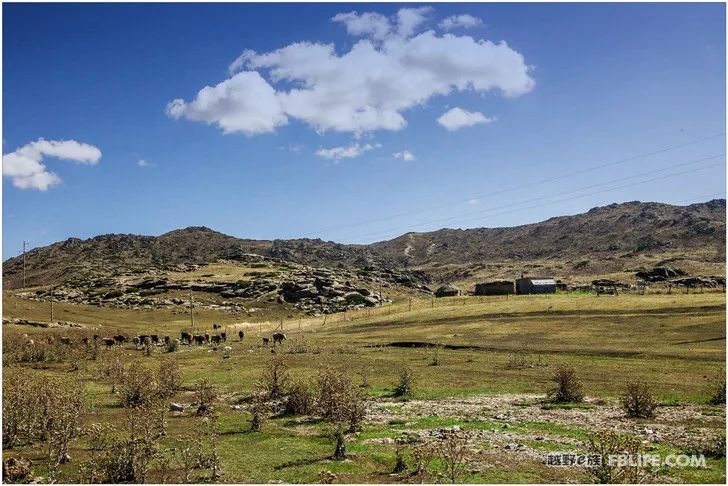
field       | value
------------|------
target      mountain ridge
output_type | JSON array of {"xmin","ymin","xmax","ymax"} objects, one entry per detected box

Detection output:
[{"xmin": 3, "ymin": 199, "xmax": 725, "ymax": 288}]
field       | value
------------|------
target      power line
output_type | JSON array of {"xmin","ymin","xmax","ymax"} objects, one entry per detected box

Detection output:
[
  {"xmin": 340, "ymin": 155, "xmax": 725, "ymax": 243},
  {"xmin": 306, "ymin": 132, "xmax": 726, "ymax": 237}
]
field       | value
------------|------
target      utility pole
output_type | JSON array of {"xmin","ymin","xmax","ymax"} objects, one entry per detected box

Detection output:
[
  {"xmin": 50, "ymin": 285, "xmax": 54, "ymax": 322},
  {"xmin": 22, "ymin": 241, "xmax": 28, "ymax": 288},
  {"xmin": 189, "ymin": 290, "xmax": 195, "ymax": 328}
]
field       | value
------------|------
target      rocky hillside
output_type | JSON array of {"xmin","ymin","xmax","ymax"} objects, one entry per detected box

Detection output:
[
  {"xmin": 3, "ymin": 199, "xmax": 725, "ymax": 288},
  {"xmin": 371, "ymin": 199, "xmax": 726, "ymax": 267}
]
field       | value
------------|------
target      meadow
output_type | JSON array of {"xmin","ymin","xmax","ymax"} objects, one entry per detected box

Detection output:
[{"xmin": 2, "ymin": 290, "xmax": 725, "ymax": 483}]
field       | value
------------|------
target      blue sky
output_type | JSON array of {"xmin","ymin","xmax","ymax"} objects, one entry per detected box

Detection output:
[{"xmin": 3, "ymin": 2, "xmax": 726, "ymax": 258}]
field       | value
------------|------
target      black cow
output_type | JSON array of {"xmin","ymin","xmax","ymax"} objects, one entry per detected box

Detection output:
[
  {"xmin": 238, "ymin": 330, "xmax": 244, "ymax": 341},
  {"xmin": 181, "ymin": 331, "xmax": 191, "ymax": 343},
  {"xmin": 272, "ymin": 332, "xmax": 286, "ymax": 345},
  {"xmin": 113, "ymin": 335, "xmax": 126, "ymax": 344},
  {"xmin": 101, "ymin": 338, "xmax": 115, "ymax": 347},
  {"xmin": 262, "ymin": 337, "xmax": 270, "ymax": 347},
  {"xmin": 220, "ymin": 332, "xmax": 227, "ymax": 343},
  {"xmin": 193, "ymin": 335, "xmax": 206, "ymax": 345},
  {"xmin": 211, "ymin": 335, "xmax": 221, "ymax": 345},
  {"xmin": 150, "ymin": 334, "xmax": 159, "ymax": 345}
]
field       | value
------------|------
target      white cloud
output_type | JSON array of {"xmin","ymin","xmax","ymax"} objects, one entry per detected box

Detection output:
[
  {"xmin": 439, "ymin": 14, "xmax": 483, "ymax": 31},
  {"xmin": 316, "ymin": 142, "xmax": 378, "ymax": 161},
  {"xmin": 136, "ymin": 159, "xmax": 156, "ymax": 168},
  {"xmin": 166, "ymin": 71, "xmax": 288, "ymax": 136},
  {"xmin": 468, "ymin": 198, "xmax": 480, "ymax": 205},
  {"xmin": 393, "ymin": 150, "xmax": 416, "ymax": 161},
  {"xmin": 169, "ymin": 7, "xmax": 533, "ymax": 136},
  {"xmin": 2, "ymin": 138, "xmax": 101, "ymax": 191},
  {"xmin": 437, "ymin": 107, "xmax": 494, "ymax": 131}
]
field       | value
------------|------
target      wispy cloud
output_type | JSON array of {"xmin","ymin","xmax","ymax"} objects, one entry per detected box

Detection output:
[
  {"xmin": 316, "ymin": 142, "xmax": 379, "ymax": 161},
  {"xmin": 136, "ymin": 159, "xmax": 156, "ymax": 168},
  {"xmin": 393, "ymin": 150, "xmax": 416, "ymax": 161},
  {"xmin": 2, "ymin": 138, "xmax": 101, "ymax": 191},
  {"xmin": 439, "ymin": 14, "xmax": 483, "ymax": 31}
]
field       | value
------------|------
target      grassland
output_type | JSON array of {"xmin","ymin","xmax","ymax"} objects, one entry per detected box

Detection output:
[{"xmin": 2, "ymin": 290, "xmax": 726, "ymax": 483}]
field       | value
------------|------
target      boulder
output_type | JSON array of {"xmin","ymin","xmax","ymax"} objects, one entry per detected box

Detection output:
[{"xmin": 435, "ymin": 284, "xmax": 460, "ymax": 298}]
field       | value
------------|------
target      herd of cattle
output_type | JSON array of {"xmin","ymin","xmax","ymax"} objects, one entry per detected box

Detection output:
[{"xmin": 30, "ymin": 329, "xmax": 288, "ymax": 349}]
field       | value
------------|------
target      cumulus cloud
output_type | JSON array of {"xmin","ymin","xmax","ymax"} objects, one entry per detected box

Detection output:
[
  {"xmin": 2, "ymin": 138, "xmax": 101, "ymax": 191},
  {"xmin": 166, "ymin": 71, "xmax": 288, "ymax": 136},
  {"xmin": 393, "ymin": 150, "xmax": 416, "ymax": 161},
  {"xmin": 168, "ymin": 7, "xmax": 533, "ymax": 136},
  {"xmin": 437, "ymin": 107, "xmax": 494, "ymax": 131},
  {"xmin": 316, "ymin": 142, "xmax": 379, "ymax": 161},
  {"xmin": 439, "ymin": 14, "xmax": 483, "ymax": 30}
]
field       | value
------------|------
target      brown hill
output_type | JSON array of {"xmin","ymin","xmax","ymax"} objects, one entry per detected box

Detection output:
[{"xmin": 3, "ymin": 199, "xmax": 725, "ymax": 288}]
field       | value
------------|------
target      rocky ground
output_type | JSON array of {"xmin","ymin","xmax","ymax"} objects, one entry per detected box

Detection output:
[{"xmin": 16, "ymin": 255, "xmax": 433, "ymax": 316}]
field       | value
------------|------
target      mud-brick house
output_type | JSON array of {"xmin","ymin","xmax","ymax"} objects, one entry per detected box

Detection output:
[{"xmin": 474, "ymin": 281, "xmax": 515, "ymax": 296}]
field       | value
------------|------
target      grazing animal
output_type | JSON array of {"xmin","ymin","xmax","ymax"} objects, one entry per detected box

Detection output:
[
  {"xmin": 47, "ymin": 336, "xmax": 56, "ymax": 345},
  {"xmin": 204, "ymin": 333, "xmax": 210, "ymax": 344},
  {"xmin": 220, "ymin": 332, "xmax": 227, "ymax": 342},
  {"xmin": 211, "ymin": 335, "xmax": 221, "ymax": 345},
  {"xmin": 272, "ymin": 332, "xmax": 286, "ymax": 345},
  {"xmin": 150, "ymin": 335, "xmax": 159, "ymax": 345},
  {"xmin": 101, "ymin": 338, "xmax": 115, "ymax": 347},
  {"xmin": 81, "ymin": 337, "xmax": 89, "ymax": 345},
  {"xmin": 138, "ymin": 335, "xmax": 149, "ymax": 344},
  {"xmin": 212, "ymin": 323, "xmax": 219, "ymax": 330},
  {"xmin": 164, "ymin": 336, "xmax": 170, "ymax": 344},
  {"xmin": 238, "ymin": 330, "xmax": 244, "ymax": 341},
  {"xmin": 262, "ymin": 337, "xmax": 270, "ymax": 347},
  {"xmin": 133, "ymin": 337, "xmax": 140, "ymax": 347},
  {"xmin": 194, "ymin": 335, "xmax": 205, "ymax": 345},
  {"xmin": 59, "ymin": 337, "xmax": 72, "ymax": 345},
  {"xmin": 181, "ymin": 331, "xmax": 191, "ymax": 343},
  {"xmin": 113, "ymin": 335, "xmax": 126, "ymax": 344}
]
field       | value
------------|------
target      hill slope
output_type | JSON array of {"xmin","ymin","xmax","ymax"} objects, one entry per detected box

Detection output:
[{"xmin": 3, "ymin": 199, "xmax": 725, "ymax": 288}]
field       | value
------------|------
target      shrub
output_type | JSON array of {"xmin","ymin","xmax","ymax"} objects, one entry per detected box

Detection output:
[
  {"xmin": 587, "ymin": 430, "xmax": 650, "ymax": 483},
  {"xmin": 157, "ymin": 360, "xmax": 182, "ymax": 398},
  {"xmin": 250, "ymin": 397, "xmax": 269, "ymax": 433},
  {"xmin": 393, "ymin": 367, "xmax": 415, "ymax": 399},
  {"xmin": 195, "ymin": 380, "xmax": 217, "ymax": 416},
  {"xmin": 284, "ymin": 380, "xmax": 314, "ymax": 416},
  {"xmin": 257, "ymin": 356, "xmax": 289, "ymax": 400},
  {"xmin": 165, "ymin": 339, "xmax": 180, "ymax": 353},
  {"xmin": 620, "ymin": 381, "xmax": 657, "ymax": 418},
  {"xmin": 709, "ymin": 372, "xmax": 726, "ymax": 405},
  {"xmin": 119, "ymin": 362, "xmax": 159, "ymax": 408},
  {"xmin": 315, "ymin": 366, "xmax": 367, "ymax": 459},
  {"xmin": 548, "ymin": 364, "xmax": 584, "ymax": 403},
  {"xmin": 437, "ymin": 429, "xmax": 468, "ymax": 484}
]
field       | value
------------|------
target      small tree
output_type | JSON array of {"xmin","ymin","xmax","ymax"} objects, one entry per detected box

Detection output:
[
  {"xmin": 437, "ymin": 429, "xmax": 468, "ymax": 484},
  {"xmin": 548, "ymin": 364, "xmax": 584, "ymax": 403},
  {"xmin": 257, "ymin": 356, "xmax": 289, "ymax": 400},
  {"xmin": 195, "ymin": 380, "xmax": 217, "ymax": 416},
  {"xmin": 620, "ymin": 381, "xmax": 657, "ymax": 418},
  {"xmin": 587, "ymin": 430, "xmax": 651, "ymax": 483},
  {"xmin": 393, "ymin": 367, "xmax": 416, "ymax": 400},
  {"xmin": 157, "ymin": 359, "xmax": 182, "ymax": 398},
  {"xmin": 119, "ymin": 362, "xmax": 158, "ymax": 409}
]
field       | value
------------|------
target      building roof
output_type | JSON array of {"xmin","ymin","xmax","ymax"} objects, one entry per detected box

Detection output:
[{"xmin": 528, "ymin": 278, "xmax": 556, "ymax": 286}]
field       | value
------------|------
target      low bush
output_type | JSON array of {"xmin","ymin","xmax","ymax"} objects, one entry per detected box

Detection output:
[
  {"xmin": 548, "ymin": 364, "xmax": 584, "ymax": 403},
  {"xmin": 586, "ymin": 430, "xmax": 650, "ymax": 483},
  {"xmin": 620, "ymin": 381, "xmax": 657, "ymax": 418},
  {"xmin": 284, "ymin": 380, "xmax": 314, "ymax": 416}
]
